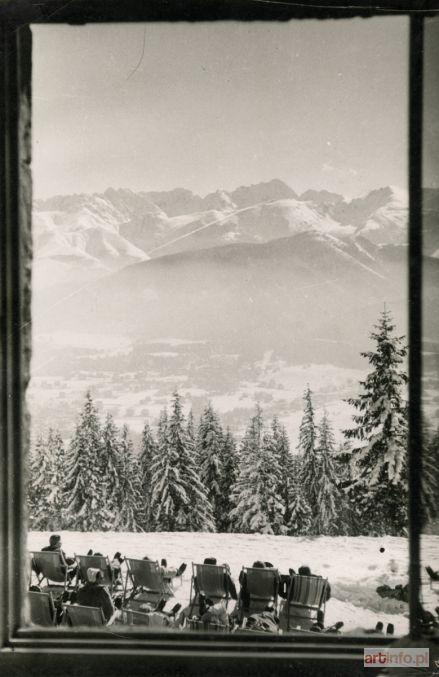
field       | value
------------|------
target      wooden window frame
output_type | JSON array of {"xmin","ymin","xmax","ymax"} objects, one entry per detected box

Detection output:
[{"xmin": 0, "ymin": 1, "xmax": 433, "ymax": 675}]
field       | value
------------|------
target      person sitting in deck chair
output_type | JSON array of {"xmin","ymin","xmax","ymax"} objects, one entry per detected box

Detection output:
[
  {"xmin": 41, "ymin": 534, "xmax": 77, "ymax": 581},
  {"xmin": 195, "ymin": 558, "xmax": 237, "ymax": 601},
  {"xmin": 76, "ymin": 567, "xmax": 115, "ymax": 623},
  {"xmin": 141, "ymin": 555, "xmax": 186, "ymax": 596},
  {"xmin": 281, "ymin": 565, "xmax": 331, "ymax": 607},
  {"xmin": 177, "ymin": 557, "xmax": 237, "ymax": 627},
  {"xmin": 238, "ymin": 561, "xmax": 275, "ymax": 613}
]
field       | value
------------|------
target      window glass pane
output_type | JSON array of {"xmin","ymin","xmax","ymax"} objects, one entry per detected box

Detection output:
[
  {"xmin": 420, "ymin": 16, "xmax": 439, "ymax": 634},
  {"xmin": 28, "ymin": 18, "xmax": 410, "ymax": 638}
]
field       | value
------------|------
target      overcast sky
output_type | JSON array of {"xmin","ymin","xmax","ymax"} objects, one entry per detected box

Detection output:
[{"xmin": 32, "ymin": 18, "xmax": 408, "ymax": 200}]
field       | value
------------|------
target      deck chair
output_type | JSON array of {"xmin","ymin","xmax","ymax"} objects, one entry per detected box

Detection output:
[
  {"xmin": 239, "ymin": 566, "xmax": 279, "ymax": 619},
  {"xmin": 120, "ymin": 609, "xmax": 170, "ymax": 628},
  {"xmin": 75, "ymin": 554, "xmax": 114, "ymax": 591},
  {"xmin": 28, "ymin": 591, "xmax": 56, "ymax": 626},
  {"xmin": 189, "ymin": 563, "xmax": 231, "ymax": 615},
  {"xmin": 186, "ymin": 618, "xmax": 228, "ymax": 633},
  {"xmin": 124, "ymin": 558, "xmax": 172, "ymax": 607},
  {"xmin": 64, "ymin": 604, "xmax": 106, "ymax": 627},
  {"xmin": 30, "ymin": 551, "xmax": 70, "ymax": 595},
  {"xmin": 286, "ymin": 574, "xmax": 329, "ymax": 631}
]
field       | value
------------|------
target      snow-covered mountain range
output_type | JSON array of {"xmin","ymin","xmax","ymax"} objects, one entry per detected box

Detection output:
[
  {"xmin": 30, "ymin": 179, "xmax": 439, "ymax": 441},
  {"xmin": 33, "ymin": 180, "xmax": 416, "ymax": 293}
]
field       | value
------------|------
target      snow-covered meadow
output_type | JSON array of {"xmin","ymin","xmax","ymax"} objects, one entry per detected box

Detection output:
[{"xmin": 28, "ymin": 531, "xmax": 439, "ymax": 635}]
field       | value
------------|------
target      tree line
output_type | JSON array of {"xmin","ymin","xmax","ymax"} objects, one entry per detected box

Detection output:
[{"xmin": 28, "ymin": 311, "xmax": 439, "ymax": 537}]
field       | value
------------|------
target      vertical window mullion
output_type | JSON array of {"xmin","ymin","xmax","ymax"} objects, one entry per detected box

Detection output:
[{"xmin": 408, "ymin": 14, "xmax": 424, "ymax": 641}]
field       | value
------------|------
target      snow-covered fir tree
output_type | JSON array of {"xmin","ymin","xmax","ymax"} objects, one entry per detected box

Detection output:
[
  {"xmin": 197, "ymin": 403, "xmax": 224, "ymax": 529},
  {"xmin": 169, "ymin": 392, "xmax": 214, "ymax": 531},
  {"xmin": 46, "ymin": 428, "xmax": 66, "ymax": 528},
  {"xmin": 28, "ymin": 433, "xmax": 59, "ymax": 530},
  {"xmin": 150, "ymin": 409, "xmax": 181, "ymax": 531},
  {"xmin": 344, "ymin": 310, "xmax": 408, "ymax": 536},
  {"xmin": 115, "ymin": 425, "xmax": 144, "ymax": 531},
  {"xmin": 101, "ymin": 413, "xmax": 122, "ymax": 521},
  {"xmin": 186, "ymin": 410, "xmax": 198, "ymax": 461},
  {"xmin": 298, "ymin": 386, "xmax": 319, "ymax": 528},
  {"xmin": 217, "ymin": 427, "xmax": 238, "ymax": 532},
  {"xmin": 421, "ymin": 424, "xmax": 439, "ymax": 526},
  {"xmin": 314, "ymin": 412, "xmax": 339, "ymax": 535},
  {"xmin": 230, "ymin": 405, "xmax": 284, "ymax": 534},
  {"xmin": 63, "ymin": 391, "xmax": 112, "ymax": 531},
  {"xmin": 287, "ymin": 484, "xmax": 312, "ymax": 535},
  {"xmin": 261, "ymin": 427, "xmax": 285, "ymax": 534},
  {"xmin": 139, "ymin": 422, "xmax": 156, "ymax": 530},
  {"xmin": 270, "ymin": 416, "xmax": 295, "ymax": 529}
]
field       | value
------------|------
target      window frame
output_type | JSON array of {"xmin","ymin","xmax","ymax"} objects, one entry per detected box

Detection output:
[{"xmin": 0, "ymin": 1, "xmax": 433, "ymax": 674}]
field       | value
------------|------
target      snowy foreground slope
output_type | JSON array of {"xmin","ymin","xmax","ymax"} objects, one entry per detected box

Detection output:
[{"xmin": 28, "ymin": 532, "xmax": 439, "ymax": 635}]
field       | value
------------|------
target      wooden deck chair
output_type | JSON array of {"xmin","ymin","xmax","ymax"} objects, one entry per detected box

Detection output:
[
  {"xmin": 28, "ymin": 591, "xmax": 56, "ymax": 626},
  {"xmin": 124, "ymin": 558, "xmax": 172, "ymax": 607},
  {"xmin": 64, "ymin": 604, "xmax": 106, "ymax": 627},
  {"xmin": 239, "ymin": 566, "xmax": 279, "ymax": 619},
  {"xmin": 75, "ymin": 554, "xmax": 114, "ymax": 592},
  {"xmin": 120, "ymin": 609, "xmax": 170, "ymax": 628},
  {"xmin": 30, "ymin": 551, "xmax": 69, "ymax": 595},
  {"xmin": 189, "ymin": 563, "xmax": 231, "ymax": 615},
  {"xmin": 286, "ymin": 574, "xmax": 328, "ymax": 631},
  {"xmin": 186, "ymin": 618, "xmax": 228, "ymax": 633}
]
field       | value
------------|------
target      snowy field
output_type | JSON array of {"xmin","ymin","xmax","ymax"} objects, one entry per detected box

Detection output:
[{"xmin": 28, "ymin": 531, "xmax": 439, "ymax": 635}]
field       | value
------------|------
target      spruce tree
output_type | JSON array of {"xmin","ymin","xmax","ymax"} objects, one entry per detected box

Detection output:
[
  {"xmin": 421, "ymin": 424, "xmax": 439, "ymax": 526},
  {"xmin": 197, "ymin": 403, "xmax": 224, "ymax": 529},
  {"xmin": 344, "ymin": 310, "xmax": 408, "ymax": 536},
  {"xmin": 262, "ymin": 427, "xmax": 285, "ymax": 534},
  {"xmin": 298, "ymin": 386, "xmax": 319, "ymax": 528},
  {"xmin": 314, "ymin": 413, "xmax": 339, "ymax": 535},
  {"xmin": 169, "ymin": 392, "xmax": 214, "ymax": 531},
  {"xmin": 115, "ymin": 425, "xmax": 144, "ymax": 531},
  {"xmin": 101, "ymin": 413, "xmax": 122, "ymax": 521},
  {"xmin": 186, "ymin": 410, "xmax": 198, "ymax": 462},
  {"xmin": 287, "ymin": 485, "xmax": 312, "ymax": 536},
  {"xmin": 271, "ymin": 417, "xmax": 295, "ymax": 529},
  {"xmin": 63, "ymin": 391, "xmax": 111, "ymax": 531},
  {"xmin": 46, "ymin": 428, "xmax": 66, "ymax": 529},
  {"xmin": 139, "ymin": 422, "xmax": 156, "ymax": 530},
  {"xmin": 230, "ymin": 405, "xmax": 283, "ymax": 534},
  {"xmin": 28, "ymin": 434, "xmax": 57, "ymax": 530},
  {"xmin": 150, "ymin": 409, "xmax": 181, "ymax": 531},
  {"xmin": 217, "ymin": 428, "xmax": 238, "ymax": 532}
]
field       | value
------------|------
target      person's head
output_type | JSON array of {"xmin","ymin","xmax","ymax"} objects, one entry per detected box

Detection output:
[
  {"xmin": 142, "ymin": 556, "xmax": 151, "ymax": 561},
  {"xmin": 252, "ymin": 561, "xmax": 265, "ymax": 568},
  {"xmin": 49, "ymin": 534, "xmax": 61, "ymax": 549},
  {"xmin": 264, "ymin": 562, "xmax": 274, "ymax": 568},
  {"xmin": 86, "ymin": 567, "xmax": 102, "ymax": 584},
  {"xmin": 203, "ymin": 557, "xmax": 217, "ymax": 565},
  {"xmin": 94, "ymin": 552, "xmax": 103, "ymax": 557},
  {"xmin": 298, "ymin": 566, "xmax": 311, "ymax": 577}
]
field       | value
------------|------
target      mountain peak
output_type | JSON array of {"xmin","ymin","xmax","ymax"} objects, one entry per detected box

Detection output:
[{"xmin": 229, "ymin": 178, "xmax": 297, "ymax": 208}]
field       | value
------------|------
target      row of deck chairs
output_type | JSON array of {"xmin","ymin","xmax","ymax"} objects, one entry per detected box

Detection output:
[
  {"xmin": 189, "ymin": 562, "xmax": 329, "ymax": 631},
  {"xmin": 29, "ymin": 552, "xmax": 329, "ymax": 632},
  {"xmin": 30, "ymin": 551, "xmax": 172, "ymax": 604},
  {"xmin": 28, "ymin": 592, "xmax": 172, "ymax": 629}
]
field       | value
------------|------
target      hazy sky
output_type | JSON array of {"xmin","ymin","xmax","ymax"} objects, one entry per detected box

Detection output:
[{"xmin": 32, "ymin": 18, "xmax": 408, "ymax": 200}]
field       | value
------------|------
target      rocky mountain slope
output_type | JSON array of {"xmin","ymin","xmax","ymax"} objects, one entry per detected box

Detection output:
[{"xmin": 33, "ymin": 180, "xmax": 416, "ymax": 295}]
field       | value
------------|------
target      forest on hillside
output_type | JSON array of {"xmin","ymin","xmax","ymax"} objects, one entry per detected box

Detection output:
[{"xmin": 28, "ymin": 312, "xmax": 439, "ymax": 537}]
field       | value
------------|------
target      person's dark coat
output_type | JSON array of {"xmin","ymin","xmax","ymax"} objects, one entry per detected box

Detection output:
[{"xmin": 77, "ymin": 583, "xmax": 114, "ymax": 622}]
